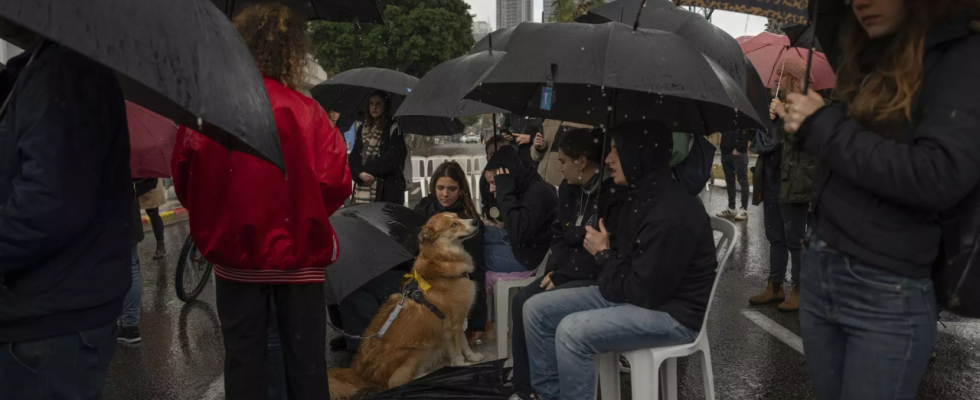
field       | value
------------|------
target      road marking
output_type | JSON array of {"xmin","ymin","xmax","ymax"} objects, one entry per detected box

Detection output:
[
  {"xmin": 201, "ymin": 373, "xmax": 224, "ymax": 400},
  {"xmin": 741, "ymin": 309, "xmax": 805, "ymax": 355}
]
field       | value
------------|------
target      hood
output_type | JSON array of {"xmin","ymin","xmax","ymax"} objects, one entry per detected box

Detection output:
[
  {"xmin": 485, "ymin": 145, "xmax": 535, "ymax": 192},
  {"xmin": 610, "ymin": 120, "xmax": 673, "ymax": 187}
]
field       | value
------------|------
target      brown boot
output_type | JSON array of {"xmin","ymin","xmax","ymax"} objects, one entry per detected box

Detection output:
[
  {"xmin": 778, "ymin": 285, "xmax": 800, "ymax": 312},
  {"xmin": 748, "ymin": 281, "xmax": 785, "ymax": 305}
]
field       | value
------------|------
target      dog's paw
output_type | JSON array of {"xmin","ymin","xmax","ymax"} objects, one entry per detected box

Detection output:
[
  {"xmin": 452, "ymin": 357, "xmax": 472, "ymax": 367},
  {"xmin": 465, "ymin": 352, "xmax": 485, "ymax": 363}
]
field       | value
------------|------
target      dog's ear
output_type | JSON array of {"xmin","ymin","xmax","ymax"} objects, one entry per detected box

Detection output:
[{"xmin": 418, "ymin": 226, "xmax": 435, "ymax": 245}]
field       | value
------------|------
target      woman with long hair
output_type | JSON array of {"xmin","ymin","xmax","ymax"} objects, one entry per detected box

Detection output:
[
  {"xmin": 749, "ymin": 57, "xmax": 817, "ymax": 312},
  {"xmin": 349, "ymin": 91, "xmax": 407, "ymax": 205},
  {"xmin": 414, "ymin": 161, "xmax": 489, "ymax": 343},
  {"xmin": 171, "ymin": 4, "xmax": 351, "ymax": 398},
  {"xmin": 783, "ymin": 0, "xmax": 980, "ymax": 398},
  {"xmin": 509, "ymin": 128, "xmax": 627, "ymax": 400}
]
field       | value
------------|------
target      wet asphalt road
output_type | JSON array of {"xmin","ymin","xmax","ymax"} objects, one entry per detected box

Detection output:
[{"xmin": 105, "ymin": 186, "xmax": 980, "ymax": 399}]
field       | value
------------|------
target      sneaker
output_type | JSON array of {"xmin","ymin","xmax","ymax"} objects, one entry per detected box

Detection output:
[
  {"xmin": 716, "ymin": 208, "xmax": 736, "ymax": 219},
  {"xmin": 118, "ymin": 326, "xmax": 141, "ymax": 344},
  {"xmin": 748, "ymin": 281, "xmax": 785, "ymax": 305},
  {"xmin": 735, "ymin": 207, "xmax": 749, "ymax": 221}
]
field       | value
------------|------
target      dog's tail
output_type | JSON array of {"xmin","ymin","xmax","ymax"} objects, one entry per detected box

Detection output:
[{"xmin": 328, "ymin": 368, "xmax": 366, "ymax": 399}]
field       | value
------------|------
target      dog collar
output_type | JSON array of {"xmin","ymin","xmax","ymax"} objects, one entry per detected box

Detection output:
[{"xmin": 403, "ymin": 280, "xmax": 446, "ymax": 320}]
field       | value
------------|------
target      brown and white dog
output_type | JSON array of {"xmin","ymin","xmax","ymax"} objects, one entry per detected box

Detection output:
[{"xmin": 328, "ymin": 213, "xmax": 485, "ymax": 399}]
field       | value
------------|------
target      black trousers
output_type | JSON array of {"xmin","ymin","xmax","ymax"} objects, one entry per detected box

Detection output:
[
  {"xmin": 510, "ymin": 277, "xmax": 596, "ymax": 399},
  {"xmin": 215, "ymin": 277, "xmax": 327, "ymax": 400},
  {"xmin": 722, "ymin": 153, "xmax": 750, "ymax": 209}
]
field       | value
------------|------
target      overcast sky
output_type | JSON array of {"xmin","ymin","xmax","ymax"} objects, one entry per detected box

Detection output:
[{"xmin": 464, "ymin": 0, "xmax": 769, "ymax": 39}]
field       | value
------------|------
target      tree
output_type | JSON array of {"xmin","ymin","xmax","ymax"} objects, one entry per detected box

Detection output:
[
  {"xmin": 309, "ymin": 0, "xmax": 475, "ymax": 78},
  {"xmin": 460, "ymin": 114, "xmax": 481, "ymax": 127},
  {"xmin": 551, "ymin": 0, "xmax": 605, "ymax": 22}
]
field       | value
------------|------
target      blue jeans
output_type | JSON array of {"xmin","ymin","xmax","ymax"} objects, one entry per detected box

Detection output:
[
  {"xmin": 121, "ymin": 244, "xmax": 141, "ymax": 327},
  {"xmin": 523, "ymin": 286, "xmax": 696, "ymax": 400},
  {"xmin": 0, "ymin": 322, "xmax": 118, "ymax": 399},
  {"xmin": 800, "ymin": 238, "xmax": 936, "ymax": 400},
  {"xmin": 484, "ymin": 225, "xmax": 526, "ymax": 273}
]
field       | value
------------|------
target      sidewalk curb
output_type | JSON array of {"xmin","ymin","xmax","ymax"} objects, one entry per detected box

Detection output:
[{"xmin": 142, "ymin": 207, "xmax": 188, "ymax": 231}]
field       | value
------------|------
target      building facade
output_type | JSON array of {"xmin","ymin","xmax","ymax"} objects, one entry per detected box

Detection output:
[
  {"xmin": 497, "ymin": 0, "xmax": 534, "ymax": 29},
  {"xmin": 472, "ymin": 20, "xmax": 492, "ymax": 42}
]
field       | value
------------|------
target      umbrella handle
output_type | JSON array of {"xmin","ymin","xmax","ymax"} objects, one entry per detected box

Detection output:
[
  {"xmin": 633, "ymin": 0, "xmax": 649, "ymax": 32},
  {"xmin": 774, "ymin": 61, "xmax": 786, "ymax": 101}
]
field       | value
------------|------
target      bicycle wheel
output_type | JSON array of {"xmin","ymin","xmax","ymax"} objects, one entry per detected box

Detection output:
[{"xmin": 175, "ymin": 235, "xmax": 213, "ymax": 302}]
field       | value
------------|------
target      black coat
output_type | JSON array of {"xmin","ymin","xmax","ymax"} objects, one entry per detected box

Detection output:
[
  {"xmin": 133, "ymin": 178, "xmax": 157, "ymax": 244},
  {"xmin": 0, "ymin": 43, "xmax": 132, "ymax": 342},
  {"xmin": 719, "ymin": 129, "xmax": 753, "ymax": 154},
  {"xmin": 799, "ymin": 18, "xmax": 980, "ymax": 278},
  {"xmin": 598, "ymin": 123, "xmax": 718, "ymax": 332},
  {"xmin": 545, "ymin": 178, "xmax": 627, "ymax": 286},
  {"xmin": 349, "ymin": 121, "xmax": 407, "ymax": 205},
  {"xmin": 485, "ymin": 146, "xmax": 557, "ymax": 269},
  {"xmin": 414, "ymin": 197, "xmax": 487, "ymax": 331}
]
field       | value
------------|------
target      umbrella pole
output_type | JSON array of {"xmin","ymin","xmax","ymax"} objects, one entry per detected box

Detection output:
[
  {"xmin": 633, "ymin": 0, "xmax": 649, "ymax": 31},
  {"xmin": 802, "ymin": 0, "xmax": 821, "ymax": 95}
]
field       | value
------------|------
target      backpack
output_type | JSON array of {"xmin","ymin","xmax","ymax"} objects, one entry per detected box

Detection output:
[{"xmin": 672, "ymin": 134, "xmax": 716, "ymax": 197}]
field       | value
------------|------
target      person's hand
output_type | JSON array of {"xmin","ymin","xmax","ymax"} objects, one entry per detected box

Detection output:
[
  {"xmin": 494, "ymin": 168, "xmax": 510, "ymax": 176},
  {"xmin": 770, "ymin": 98, "xmax": 787, "ymax": 119},
  {"xmin": 784, "ymin": 90, "xmax": 825, "ymax": 134},
  {"xmin": 540, "ymin": 272, "xmax": 556, "ymax": 291},
  {"xmin": 733, "ymin": 149, "xmax": 740, "ymax": 156},
  {"xmin": 359, "ymin": 172, "xmax": 375, "ymax": 183},
  {"xmin": 502, "ymin": 132, "xmax": 514, "ymax": 142},
  {"xmin": 583, "ymin": 219, "xmax": 610, "ymax": 256},
  {"xmin": 516, "ymin": 134, "xmax": 532, "ymax": 145},
  {"xmin": 533, "ymin": 132, "xmax": 547, "ymax": 151}
]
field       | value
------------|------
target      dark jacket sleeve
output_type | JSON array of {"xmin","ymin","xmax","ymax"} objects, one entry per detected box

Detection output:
[
  {"xmin": 348, "ymin": 125, "xmax": 366, "ymax": 184},
  {"xmin": 495, "ymin": 176, "xmax": 557, "ymax": 248},
  {"xmin": 597, "ymin": 221, "xmax": 698, "ymax": 308},
  {"xmin": 801, "ymin": 56, "xmax": 980, "ymax": 212},
  {"xmin": 362, "ymin": 124, "xmax": 407, "ymax": 179},
  {"xmin": 0, "ymin": 57, "xmax": 124, "ymax": 274}
]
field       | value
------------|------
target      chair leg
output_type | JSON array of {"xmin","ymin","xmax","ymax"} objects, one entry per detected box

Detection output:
[
  {"xmin": 700, "ymin": 348, "xmax": 715, "ymax": 400},
  {"xmin": 495, "ymin": 284, "xmax": 510, "ymax": 359},
  {"xmin": 597, "ymin": 353, "xmax": 621, "ymax": 400},
  {"xmin": 664, "ymin": 358, "xmax": 678, "ymax": 400},
  {"xmin": 629, "ymin": 353, "xmax": 658, "ymax": 400}
]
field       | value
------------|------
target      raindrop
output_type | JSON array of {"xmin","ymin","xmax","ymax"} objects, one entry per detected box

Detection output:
[
  {"xmin": 655, "ymin": 143, "xmax": 658, "ymax": 147},
  {"xmin": 607, "ymin": 106, "xmax": 613, "ymax": 111},
  {"xmin": 581, "ymin": 47, "xmax": 585, "ymax": 51},
  {"xmin": 952, "ymin": 110, "xmax": 958, "ymax": 118},
  {"xmin": 644, "ymin": 130, "xmax": 649, "ymax": 134},
  {"xmin": 285, "ymin": 218, "xmax": 290, "ymax": 222},
  {"xmin": 573, "ymin": 160, "xmax": 580, "ymax": 164},
  {"xmin": 595, "ymin": 169, "xmax": 600, "ymax": 174},
  {"xmin": 196, "ymin": 117, "xmax": 203, "ymax": 128},
  {"xmin": 610, "ymin": 188, "xmax": 616, "ymax": 193},
  {"xmin": 594, "ymin": 138, "xmax": 599, "ymax": 143}
]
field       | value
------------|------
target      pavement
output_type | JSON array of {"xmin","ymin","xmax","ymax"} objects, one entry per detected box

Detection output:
[{"xmin": 105, "ymin": 185, "xmax": 980, "ymax": 400}]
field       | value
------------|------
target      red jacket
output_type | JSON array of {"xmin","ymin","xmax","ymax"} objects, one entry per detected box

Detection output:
[{"xmin": 172, "ymin": 78, "xmax": 352, "ymax": 284}]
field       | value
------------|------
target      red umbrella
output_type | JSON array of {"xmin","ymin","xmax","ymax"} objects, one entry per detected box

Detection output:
[
  {"xmin": 739, "ymin": 32, "xmax": 836, "ymax": 91},
  {"xmin": 127, "ymin": 101, "xmax": 177, "ymax": 178}
]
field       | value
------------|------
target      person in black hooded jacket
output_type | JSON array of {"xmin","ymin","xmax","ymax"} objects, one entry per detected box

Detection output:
[
  {"xmin": 483, "ymin": 145, "xmax": 558, "ymax": 272},
  {"xmin": 523, "ymin": 121, "xmax": 717, "ymax": 400},
  {"xmin": 414, "ymin": 161, "xmax": 489, "ymax": 343},
  {"xmin": 508, "ymin": 128, "xmax": 627, "ymax": 400}
]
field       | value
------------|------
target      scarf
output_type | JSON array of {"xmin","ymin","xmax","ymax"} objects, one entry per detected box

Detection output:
[{"xmin": 353, "ymin": 121, "xmax": 384, "ymax": 204}]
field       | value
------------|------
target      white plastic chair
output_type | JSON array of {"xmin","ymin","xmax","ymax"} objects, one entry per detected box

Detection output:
[
  {"xmin": 410, "ymin": 156, "xmax": 428, "ymax": 198},
  {"xmin": 595, "ymin": 216, "xmax": 738, "ymax": 400},
  {"xmin": 494, "ymin": 251, "xmax": 550, "ymax": 359},
  {"xmin": 426, "ymin": 156, "xmax": 450, "ymax": 178}
]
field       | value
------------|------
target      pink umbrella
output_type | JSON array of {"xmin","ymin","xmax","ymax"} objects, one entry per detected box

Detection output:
[
  {"xmin": 127, "ymin": 101, "xmax": 177, "ymax": 178},
  {"xmin": 739, "ymin": 32, "xmax": 836, "ymax": 91}
]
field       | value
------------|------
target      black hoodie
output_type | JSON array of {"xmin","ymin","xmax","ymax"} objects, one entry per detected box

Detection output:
[
  {"xmin": 597, "ymin": 121, "xmax": 718, "ymax": 332},
  {"xmin": 545, "ymin": 177, "xmax": 627, "ymax": 286},
  {"xmin": 485, "ymin": 146, "xmax": 558, "ymax": 269}
]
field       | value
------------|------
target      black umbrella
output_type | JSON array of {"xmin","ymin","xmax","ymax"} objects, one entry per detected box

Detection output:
[
  {"xmin": 743, "ymin": 56, "xmax": 772, "ymax": 133},
  {"xmin": 674, "ymin": 0, "xmax": 809, "ymax": 24},
  {"xmin": 0, "ymin": 0, "xmax": 284, "ymax": 170},
  {"xmin": 365, "ymin": 359, "xmax": 514, "ymax": 399},
  {"xmin": 394, "ymin": 51, "xmax": 509, "ymax": 136},
  {"xmin": 808, "ymin": 0, "xmax": 845, "ymax": 69},
  {"xmin": 468, "ymin": 27, "xmax": 516, "ymax": 54},
  {"xmin": 210, "ymin": 0, "xmax": 385, "ymax": 24},
  {"xmin": 577, "ymin": 0, "xmax": 769, "ymax": 132},
  {"xmin": 325, "ymin": 203, "xmax": 427, "ymax": 304},
  {"xmin": 465, "ymin": 22, "xmax": 765, "ymax": 134},
  {"xmin": 781, "ymin": 22, "xmax": 822, "ymax": 52}
]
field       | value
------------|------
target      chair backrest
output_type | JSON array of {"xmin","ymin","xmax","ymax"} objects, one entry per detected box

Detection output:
[
  {"xmin": 471, "ymin": 155, "xmax": 486, "ymax": 174},
  {"xmin": 426, "ymin": 156, "xmax": 450, "ymax": 177},
  {"xmin": 410, "ymin": 156, "xmax": 427, "ymax": 180},
  {"xmin": 695, "ymin": 216, "xmax": 739, "ymax": 340}
]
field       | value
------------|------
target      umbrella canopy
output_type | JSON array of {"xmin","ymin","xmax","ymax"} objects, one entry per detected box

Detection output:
[
  {"xmin": 739, "ymin": 32, "xmax": 836, "ymax": 90},
  {"xmin": 808, "ymin": 0, "xmax": 846, "ymax": 69},
  {"xmin": 0, "ymin": 0, "xmax": 284, "ymax": 171},
  {"xmin": 468, "ymin": 27, "xmax": 516, "ymax": 54},
  {"xmin": 127, "ymin": 101, "xmax": 177, "ymax": 178},
  {"xmin": 365, "ymin": 359, "xmax": 514, "ymax": 399},
  {"xmin": 312, "ymin": 68, "xmax": 412, "ymax": 125},
  {"xmin": 210, "ymin": 0, "xmax": 385, "ymax": 24},
  {"xmin": 394, "ymin": 51, "xmax": 509, "ymax": 135},
  {"xmin": 781, "ymin": 22, "xmax": 822, "ymax": 52},
  {"xmin": 465, "ymin": 22, "xmax": 766, "ymax": 134},
  {"xmin": 325, "ymin": 203, "xmax": 427, "ymax": 304},
  {"xmin": 675, "ymin": 0, "xmax": 809, "ymax": 24}
]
